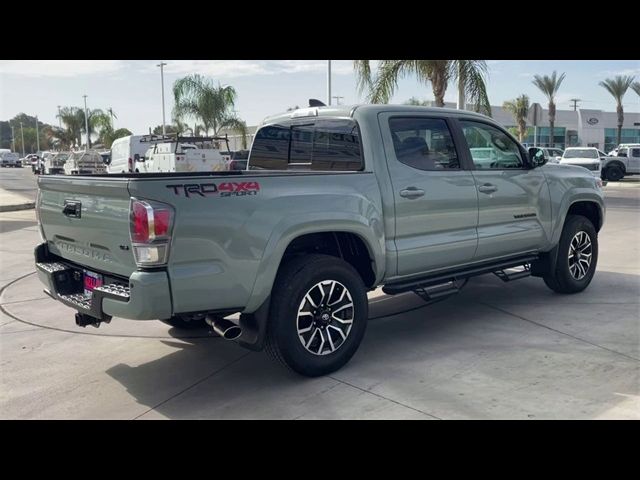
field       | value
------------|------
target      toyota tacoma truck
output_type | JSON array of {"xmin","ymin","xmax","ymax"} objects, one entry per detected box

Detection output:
[{"xmin": 34, "ymin": 104, "xmax": 605, "ymax": 377}]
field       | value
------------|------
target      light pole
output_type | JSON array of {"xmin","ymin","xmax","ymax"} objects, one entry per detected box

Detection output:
[
  {"xmin": 35, "ymin": 115, "xmax": 40, "ymax": 152},
  {"xmin": 157, "ymin": 61, "xmax": 167, "ymax": 136},
  {"xmin": 327, "ymin": 60, "xmax": 332, "ymax": 106},
  {"xmin": 20, "ymin": 122, "xmax": 25, "ymax": 157},
  {"xmin": 83, "ymin": 95, "xmax": 89, "ymax": 150},
  {"xmin": 57, "ymin": 105, "xmax": 62, "ymax": 127},
  {"xmin": 332, "ymin": 95, "xmax": 344, "ymax": 106},
  {"xmin": 11, "ymin": 125, "xmax": 15, "ymax": 152}
]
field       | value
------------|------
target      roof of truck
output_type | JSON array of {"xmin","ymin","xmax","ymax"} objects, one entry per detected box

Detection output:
[{"xmin": 261, "ymin": 104, "xmax": 492, "ymax": 126}]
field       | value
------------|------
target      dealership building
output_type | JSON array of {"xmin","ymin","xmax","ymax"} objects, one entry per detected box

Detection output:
[{"xmin": 221, "ymin": 102, "xmax": 640, "ymax": 153}]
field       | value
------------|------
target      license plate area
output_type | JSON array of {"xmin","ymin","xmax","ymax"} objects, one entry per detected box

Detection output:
[{"xmin": 83, "ymin": 270, "xmax": 103, "ymax": 295}]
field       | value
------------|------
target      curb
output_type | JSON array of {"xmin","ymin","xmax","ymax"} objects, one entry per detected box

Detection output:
[{"xmin": 0, "ymin": 202, "xmax": 35, "ymax": 212}]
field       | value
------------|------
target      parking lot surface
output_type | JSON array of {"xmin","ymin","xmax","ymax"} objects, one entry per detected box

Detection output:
[{"xmin": 0, "ymin": 176, "xmax": 638, "ymax": 419}]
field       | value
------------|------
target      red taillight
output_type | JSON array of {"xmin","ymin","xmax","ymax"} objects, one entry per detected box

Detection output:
[
  {"xmin": 129, "ymin": 199, "xmax": 174, "ymax": 266},
  {"xmin": 154, "ymin": 209, "xmax": 170, "ymax": 237},
  {"xmin": 131, "ymin": 201, "xmax": 150, "ymax": 242}
]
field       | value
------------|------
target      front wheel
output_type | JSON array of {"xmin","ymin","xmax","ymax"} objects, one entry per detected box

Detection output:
[
  {"xmin": 543, "ymin": 214, "xmax": 598, "ymax": 294},
  {"xmin": 265, "ymin": 254, "xmax": 368, "ymax": 377},
  {"xmin": 605, "ymin": 165, "xmax": 624, "ymax": 182}
]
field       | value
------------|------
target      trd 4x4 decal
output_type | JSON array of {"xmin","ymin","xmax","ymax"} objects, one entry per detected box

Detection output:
[{"xmin": 167, "ymin": 182, "xmax": 260, "ymax": 198}]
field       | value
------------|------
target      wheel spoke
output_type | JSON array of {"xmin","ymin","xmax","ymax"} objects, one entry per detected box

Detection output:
[
  {"xmin": 327, "ymin": 281, "xmax": 336, "ymax": 306},
  {"xmin": 326, "ymin": 329, "xmax": 336, "ymax": 352},
  {"xmin": 317, "ymin": 283, "xmax": 326, "ymax": 305},
  {"xmin": 305, "ymin": 293, "xmax": 318, "ymax": 309},
  {"xmin": 316, "ymin": 329, "xmax": 325, "ymax": 354},
  {"xmin": 298, "ymin": 324, "xmax": 314, "ymax": 334},
  {"xmin": 328, "ymin": 325, "xmax": 346, "ymax": 340},
  {"xmin": 328, "ymin": 287, "xmax": 346, "ymax": 306},
  {"xmin": 332, "ymin": 314, "xmax": 353, "ymax": 325},
  {"xmin": 332, "ymin": 302, "xmax": 353, "ymax": 315},
  {"xmin": 306, "ymin": 328, "xmax": 319, "ymax": 349}
]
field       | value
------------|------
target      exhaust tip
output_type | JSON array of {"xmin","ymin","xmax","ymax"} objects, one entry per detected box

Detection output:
[
  {"xmin": 220, "ymin": 325, "xmax": 242, "ymax": 340},
  {"xmin": 206, "ymin": 316, "xmax": 242, "ymax": 341}
]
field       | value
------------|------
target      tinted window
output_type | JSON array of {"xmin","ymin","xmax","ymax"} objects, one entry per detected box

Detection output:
[
  {"xmin": 249, "ymin": 124, "xmax": 291, "ymax": 169},
  {"xmin": 460, "ymin": 121, "xmax": 523, "ymax": 169},
  {"xmin": 388, "ymin": 117, "xmax": 459, "ymax": 171},
  {"xmin": 249, "ymin": 119, "xmax": 362, "ymax": 171},
  {"xmin": 312, "ymin": 119, "xmax": 362, "ymax": 170},
  {"xmin": 290, "ymin": 124, "xmax": 313, "ymax": 165},
  {"xmin": 631, "ymin": 148, "xmax": 640, "ymax": 157}
]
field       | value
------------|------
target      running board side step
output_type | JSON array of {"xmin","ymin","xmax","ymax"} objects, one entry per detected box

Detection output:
[{"xmin": 382, "ymin": 254, "xmax": 539, "ymax": 295}]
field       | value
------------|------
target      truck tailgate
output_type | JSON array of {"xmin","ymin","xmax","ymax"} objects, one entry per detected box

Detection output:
[{"xmin": 38, "ymin": 175, "xmax": 136, "ymax": 278}]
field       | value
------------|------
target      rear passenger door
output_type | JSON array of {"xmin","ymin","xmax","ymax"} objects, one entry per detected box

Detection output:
[
  {"xmin": 456, "ymin": 119, "xmax": 551, "ymax": 261},
  {"xmin": 379, "ymin": 113, "xmax": 479, "ymax": 277}
]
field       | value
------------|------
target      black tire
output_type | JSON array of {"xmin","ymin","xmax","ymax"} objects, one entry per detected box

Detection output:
[
  {"xmin": 160, "ymin": 314, "xmax": 208, "ymax": 330},
  {"xmin": 265, "ymin": 254, "xmax": 368, "ymax": 377},
  {"xmin": 605, "ymin": 165, "xmax": 624, "ymax": 182},
  {"xmin": 543, "ymin": 214, "xmax": 598, "ymax": 294}
]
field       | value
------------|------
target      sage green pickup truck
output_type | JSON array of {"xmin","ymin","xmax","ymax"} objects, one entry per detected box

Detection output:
[{"xmin": 34, "ymin": 104, "xmax": 605, "ymax": 376}]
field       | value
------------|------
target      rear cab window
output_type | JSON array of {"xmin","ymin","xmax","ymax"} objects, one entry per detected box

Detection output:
[{"xmin": 249, "ymin": 118, "xmax": 363, "ymax": 171}]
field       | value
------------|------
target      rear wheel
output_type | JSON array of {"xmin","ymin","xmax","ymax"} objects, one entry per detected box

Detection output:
[
  {"xmin": 265, "ymin": 254, "xmax": 368, "ymax": 377},
  {"xmin": 543, "ymin": 214, "xmax": 598, "ymax": 294},
  {"xmin": 605, "ymin": 165, "xmax": 624, "ymax": 181}
]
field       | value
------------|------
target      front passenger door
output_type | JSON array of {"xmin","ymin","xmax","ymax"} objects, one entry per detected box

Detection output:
[{"xmin": 458, "ymin": 120, "xmax": 552, "ymax": 261}]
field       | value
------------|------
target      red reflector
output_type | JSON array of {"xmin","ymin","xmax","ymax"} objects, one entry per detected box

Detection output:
[
  {"xmin": 131, "ymin": 201, "xmax": 149, "ymax": 242},
  {"xmin": 154, "ymin": 209, "xmax": 170, "ymax": 237}
]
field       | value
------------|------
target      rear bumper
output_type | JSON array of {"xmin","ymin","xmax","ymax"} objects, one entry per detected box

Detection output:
[{"xmin": 34, "ymin": 242, "xmax": 172, "ymax": 321}]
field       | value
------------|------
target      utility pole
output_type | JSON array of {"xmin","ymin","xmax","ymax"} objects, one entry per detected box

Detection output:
[
  {"xmin": 327, "ymin": 60, "xmax": 332, "ymax": 106},
  {"xmin": 570, "ymin": 98, "xmax": 581, "ymax": 111},
  {"xmin": 35, "ymin": 115, "xmax": 40, "ymax": 152},
  {"xmin": 83, "ymin": 95, "xmax": 90, "ymax": 150},
  {"xmin": 57, "ymin": 105, "xmax": 62, "ymax": 127},
  {"xmin": 332, "ymin": 95, "xmax": 344, "ymax": 105},
  {"xmin": 157, "ymin": 61, "xmax": 167, "ymax": 135},
  {"xmin": 11, "ymin": 125, "xmax": 15, "ymax": 152},
  {"xmin": 20, "ymin": 122, "xmax": 25, "ymax": 157}
]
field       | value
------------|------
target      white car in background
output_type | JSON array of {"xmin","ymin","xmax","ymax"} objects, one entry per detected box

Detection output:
[{"xmin": 557, "ymin": 147, "xmax": 602, "ymax": 179}]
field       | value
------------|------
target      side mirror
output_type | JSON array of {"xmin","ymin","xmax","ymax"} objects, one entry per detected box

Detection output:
[
  {"xmin": 134, "ymin": 153, "xmax": 141, "ymax": 162},
  {"xmin": 528, "ymin": 147, "xmax": 547, "ymax": 168}
]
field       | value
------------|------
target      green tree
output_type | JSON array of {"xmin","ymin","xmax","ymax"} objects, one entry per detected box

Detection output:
[
  {"xmin": 632, "ymin": 82, "xmax": 640, "ymax": 97},
  {"xmin": 353, "ymin": 60, "xmax": 492, "ymax": 116},
  {"xmin": 56, "ymin": 107, "xmax": 84, "ymax": 147},
  {"xmin": 503, "ymin": 94, "xmax": 530, "ymax": 142},
  {"xmin": 599, "ymin": 75, "xmax": 636, "ymax": 146},
  {"xmin": 532, "ymin": 71, "xmax": 566, "ymax": 147},
  {"xmin": 172, "ymin": 74, "xmax": 248, "ymax": 146}
]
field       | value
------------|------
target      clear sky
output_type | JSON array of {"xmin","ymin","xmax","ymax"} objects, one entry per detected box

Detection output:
[{"xmin": 1, "ymin": 60, "xmax": 639, "ymax": 133}]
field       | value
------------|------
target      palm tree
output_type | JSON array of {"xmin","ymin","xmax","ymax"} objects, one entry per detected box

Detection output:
[
  {"xmin": 57, "ymin": 107, "xmax": 84, "ymax": 147},
  {"xmin": 106, "ymin": 108, "xmax": 117, "ymax": 129},
  {"xmin": 631, "ymin": 81, "xmax": 640, "ymax": 97},
  {"xmin": 599, "ymin": 75, "xmax": 636, "ymax": 147},
  {"xmin": 503, "ymin": 95, "xmax": 530, "ymax": 142},
  {"xmin": 172, "ymin": 74, "xmax": 248, "ymax": 146},
  {"xmin": 532, "ymin": 71, "xmax": 566, "ymax": 147},
  {"xmin": 353, "ymin": 60, "xmax": 492, "ymax": 116}
]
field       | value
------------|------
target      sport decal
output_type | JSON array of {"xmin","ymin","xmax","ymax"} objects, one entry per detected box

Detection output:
[{"xmin": 167, "ymin": 182, "xmax": 261, "ymax": 198}]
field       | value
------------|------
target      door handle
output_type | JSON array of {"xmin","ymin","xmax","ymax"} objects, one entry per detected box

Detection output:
[
  {"xmin": 478, "ymin": 183, "xmax": 497, "ymax": 194},
  {"xmin": 399, "ymin": 187, "xmax": 425, "ymax": 199},
  {"xmin": 62, "ymin": 200, "xmax": 81, "ymax": 218}
]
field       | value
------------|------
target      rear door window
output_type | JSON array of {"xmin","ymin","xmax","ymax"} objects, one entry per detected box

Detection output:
[{"xmin": 249, "ymin": 119, "xmax": 363, "ymax": 171}]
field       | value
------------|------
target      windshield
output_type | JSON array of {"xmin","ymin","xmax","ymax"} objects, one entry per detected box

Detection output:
[{"xmin": 564, "ymin": 149, "xmax": 598, "ymax": 159}]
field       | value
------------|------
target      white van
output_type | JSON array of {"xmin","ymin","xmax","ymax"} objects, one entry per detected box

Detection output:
[
  {"xmin": 108, "ymin": 135, "xmax": 149, "ymax": 173},
  {"xmin": 138, "ymin": 137, "xmax": 230, "ymax": 173}
]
